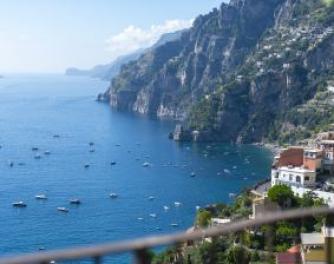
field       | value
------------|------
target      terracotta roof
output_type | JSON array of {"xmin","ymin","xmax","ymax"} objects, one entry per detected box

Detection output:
[
  {"xmin": 276, "ymin": 252, "xmax": 301, "ymax": 264},
  {"xmin": 287, "ymin": 245, "xmax": 300, "ymax": 254}
]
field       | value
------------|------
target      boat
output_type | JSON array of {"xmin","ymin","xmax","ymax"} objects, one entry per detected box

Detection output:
[
  {"xmin": 142, "ymin": 162, "xmax": 151, "ymax": 167},
  {"xmin": 224, "ymin": 169, "xmax": 231, "ymax": 174},
  {"xmin": 110, "ymin": 161, "xmax": 117, "ymax": 166},
  {"xmin": 18, "ymin": 162, "xmax": 26, "ymax": 166},
  {"xmin": 35, "ymin": 194, "xmax": 47, "ymax": 200},
  {"xmin": 163, "ymin": 206, "xmax": 170, "ymax": 211},
  {"xmin": 44, "ymin": 151, "xmax": 51, "ymax": 155},
  {"xmin": 53, "ymin": 134, "xmax": 60, "ymax": 138},
  {"xmin": 12, "ymin": 201, "xmax": 27, "ymax": 208},
  {"xmin": 34, "ymin": 154, "xmax": 41, "ymax": 159},
  {"xmin": 148, "ymin": 196, "xmax": 155, "ymax": 201},
  {"xmin": 89, "ymin": 142, "xmax": 94, "ymax": 146},
  {"xmin": 57, "ymin": 207, "xmax": 69, "ymax": 213},
  {"xmin": 8, "ymin": 161, "xmax": 14, "ymax": 167},
  {"xmin": 229, "ymin": 193, "xmax": 236, "ymax": 198},
  {"xmin": 89, "ymin": 149, "xmax": 95, "ymax": 153},
  {"xmin": 69, "ymin": 199, "xmax": 81, "ymax": 205},
  {"xmin": 110, "ymin": 193, "xmax": 118, "ymax": 199},
  {"xmin": 137, "ymin": 217, "xmax": 144, "ymax": 221},
  {"xmin": 149, "ymin": 213, "xmax": 157, "ymax": 218},
  {"xmin": 174, "ymin": 202, "xmax": 182, "ymax": 207},
  {"xmin": 170, "ymin": 223, "xmax": 179, "ymax": 227},
  {"xmin": 195, "ymin": 206, "xmax": 201, "ymax": 210},
  {"xmin": 84, "ymin": 164, "xmax": 90, "ymax": 168},
  {"xmin": 190, "ymin": 172, "xmax": 196, "ymax": 177},
  {"xmin": 32, "ymin": 147, "xmax": 39, "ymax": 151}
]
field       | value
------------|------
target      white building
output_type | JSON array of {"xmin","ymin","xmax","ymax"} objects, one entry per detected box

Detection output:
[{"xmin": 271, "ymin": 166, "xmax": 316, "ymax": 188}]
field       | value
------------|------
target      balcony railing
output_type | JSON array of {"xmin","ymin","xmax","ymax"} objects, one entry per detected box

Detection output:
[{"xmin": 0, "ymin": 207, "xmax": 333, "ymax": 264}]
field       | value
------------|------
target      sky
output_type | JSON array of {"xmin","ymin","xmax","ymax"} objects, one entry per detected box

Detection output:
[{"xmin": 0, "ymin": 0, "xmax": 224, "ymax": 73}]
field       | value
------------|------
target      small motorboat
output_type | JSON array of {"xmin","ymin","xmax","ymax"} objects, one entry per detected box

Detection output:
[
  {"xmin": 8, "ymin": 161, "xmax": 14, "ymax": 167},
  {"xmin": 12, "ymin": 201, "xmax": 27, "ymax": 208},
  {"xmin": 89, "ymin": 142, "xmax": 94, "ymax": 146},
  {"xmin": 148, "ymin": 196, "xmax": 155, "ymax": 201},
  {"xmin": 174, "ymin": 202, "xmax": 182, "ymax": 207},
  {"xmin": 89, "ymin": 149, "xmax": 95, "ymax": 153},
  {"xmin": 34, "ymin": 154, "xmax": 41, "ymax": 159},
  {"xmin": 35, "ymin": 194, "xmax": 48, "ymax": 200},
  {"xmin": 170, "ymin": 223, "xmax": 179, "ymax": 227},
  {"xmin": 57, "ymin": 207, "xmax": 69, "ymax": 213},
  {"xmin": 110, "ymin": 161, "xmax": 117, "ymax": 166},
  {"xmin": 163, "ymin": 206, "xmax": 170, "ymax": 211},
  {"xmin": 149, "ymin": 213, "xmax": 157, "ymax": 218},
  {"xmin": 190, "ymin": 172, "xmax": 196, "ymax": 177},
  {"xmin": 18, "ymin": 162, "xmax": 26, "ymax": 166},
  {"xmin": 224, "ymin": 169, "xmax": 231, "ymax": 174},
  {"xmin": 142, "ymin": 162, "xmax": 151, "ymax": 167},
  {"xmin": 32, "ymin": 147, "xmax": 39, "ymax": 151},
  {"xmin": 44, "ymin": 151, "xmax": 51, "ymax": 155},
  {"xmin": 229, "ymin": 193, "xmax": 236, "ymax": 198},
  {"xmin": 69, "ymin": 199, "xmax": 81, "ymax": 205},
  {"xmin": 195, "ymin": 206, "xmax": 201, "ymax": 211},
  {"xmin": 110, "ymin": 193, "xmax": 118, "ymax": 199},
  {"xmin": 53, "ymin": 134, "xmax": 60, "ymax": 138},
  {"xmin": 84, "ymin": 164, "xmax": 90, "ymax": 169},
  {"xmin": 137, "ymin": 217, "xmax": 144, "ymax": 221}
]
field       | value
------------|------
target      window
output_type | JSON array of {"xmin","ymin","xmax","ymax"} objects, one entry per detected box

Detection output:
[
  {"xmin": 305, "ymin": 176, "xmax": 310, "ymax": 181},
  {"xmin": 289, "ymin": 174, "xmax": 293, "ymax": 181},
  {"xmin": 296, "ymin": 176, "xmax": 301, "ymax": 183}
]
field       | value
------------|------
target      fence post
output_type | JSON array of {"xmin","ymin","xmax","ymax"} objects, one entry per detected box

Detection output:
[
  {"xmin": 134, "ymin": 248, "xmax": 151, "ymax": 264},
  {"xmin": 326, "ymin": 213, "xmax": 334, "ymax": 264}
]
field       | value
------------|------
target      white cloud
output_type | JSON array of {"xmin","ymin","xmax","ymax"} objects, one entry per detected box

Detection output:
[{"xmin": 105, "ymin": 19, "xmax": 193, "ymax": 60}]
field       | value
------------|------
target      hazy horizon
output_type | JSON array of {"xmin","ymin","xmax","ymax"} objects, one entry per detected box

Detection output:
[{"xmin": 0, "ymin": 0, "xmax": 224, "ymax": 74}]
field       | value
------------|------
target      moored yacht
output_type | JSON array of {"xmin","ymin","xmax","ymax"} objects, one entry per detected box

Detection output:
[
  {"xmin": 12, "ymin": 201, "xmax": 27, "ymax": 208},
  {"xmin": 57, "ymin": 207, "xmax": 69, "ymax": 213},
  {"xmin": 35, "ymin": 194, "xmax": 48, "ymax": 200}
]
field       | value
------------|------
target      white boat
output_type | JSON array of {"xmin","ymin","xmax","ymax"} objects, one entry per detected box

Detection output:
[
  {"xmin": 224, "ymin": 169, "xmax": 231, "ymax": 174},
  {"xmin": 137, "ymin": 217, "xmax": 144, "ymax": 221},
  {"xmin": 229, "ymin": 193, "xmax": 236, "ymax": 198},
  {"xmin": 174, "ymin": 202, "xmax": 182, "ymax": 207},
  {"xmin": 190, "ymin": 172, "xmax": 196, "ymax": 177},
  {"xmin": 149, "ymin": 213, "xmax": 157, "ymax": 218},
  {"xmin": 35, "ymin": 194, "xmax": 47, "ymax": 200},
  {"xmin": 57, "ymin": 207, "xmax": 69, "ymax": 213},
  {"xmin": 170, "ymin": 223, "xmax": 179, "ymax": 227},
  {"xmin": 110, "ymin": 193, "xmax": 118, "ymax": 199},
  {"xmin": 69, "ymin": 199, "xmax": 81, "ymax": 205},
  {"xmin": 142, "ymin": 162, "xmax": 151, "ymax": 167},
  {"xmin": 163, "ymin": 206, "xmax": 170, "ymax": 211},
  {"xmin": 148, "ymin": 196, "xmax": 155, "ymax": 201},
  {"xmin": 12, "ymin": 201, "xmax": 27, "ymax": 208}
]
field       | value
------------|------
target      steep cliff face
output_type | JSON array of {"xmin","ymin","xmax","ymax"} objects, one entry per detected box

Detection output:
[
  {"xmin": 106, "ymin": 0, "xmax": 284, "ymax": 117},
  {"xmin": 105, "ymin": 0, "xmax": 334, "ymax": 144}
]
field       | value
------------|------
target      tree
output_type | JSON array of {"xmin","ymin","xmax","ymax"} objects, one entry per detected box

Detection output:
[
  {"xmin": 227, "ymin": 245, "xmax": 251, "ymax": 264},
  {"xmin": 267, "ymin": 185, "xmax": 295, "ymax": 207},
  {"xmin": 196, "ymin": 210, "xmax": 213, "ymax": 228}
]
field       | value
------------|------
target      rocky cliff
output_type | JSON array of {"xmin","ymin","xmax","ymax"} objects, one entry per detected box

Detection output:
[{"xmin": 104, "ymin": 0, "xmax": 334, "ymax": 144}]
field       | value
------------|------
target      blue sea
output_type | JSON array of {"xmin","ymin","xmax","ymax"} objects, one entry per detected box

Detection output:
[{"xmin": 0, "ymin": 74, "xmax": 272, "ymax": 263}]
